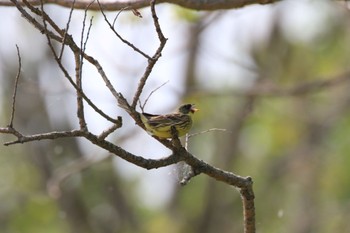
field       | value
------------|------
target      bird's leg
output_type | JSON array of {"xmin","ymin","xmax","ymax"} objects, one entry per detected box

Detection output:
[
  {"xmin": 170, "ymin": 126, "xmax": 179, "ymax": 138},
  {"xmin": 170, "ymin": 126, "xmax": 182, "ymax": 147}
]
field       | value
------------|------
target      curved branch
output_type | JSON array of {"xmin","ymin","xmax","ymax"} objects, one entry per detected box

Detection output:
[
  {"xmin": 1, "ymin": 0, "xmax": 279, "ymax": 11},
  {"xmin": 83, "ymin": 131, "xmax": 182, "ymax": 169}
]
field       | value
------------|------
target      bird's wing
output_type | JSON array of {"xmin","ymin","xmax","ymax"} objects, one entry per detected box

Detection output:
[{"xmin": 146, "ymin": 113, "xmax": 188, "ymax": 128}]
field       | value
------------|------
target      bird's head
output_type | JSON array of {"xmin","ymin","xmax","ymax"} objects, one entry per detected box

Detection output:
[{"xmin": 178, "ymin": 104, "xmax": 199, "ymax": 114}]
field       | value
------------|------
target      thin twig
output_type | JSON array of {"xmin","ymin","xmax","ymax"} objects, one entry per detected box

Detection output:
[
  {"xmin": 9, "ymin": 45, "xmax": 22, "ymax": 128},
  {"xmin": 113, "ymin": 6, "xmax": 129, "ymax": 27},
  {"xmin": 98, "ymin": 116, "xmax": 123, "ymax": 140},
  {"xmin": 140, "ymin": 80, "xmax": 169, "ymax": 112},
  {"xmin": 11, "ymin": 0, "xmax": 62, "ymax": 41},
  {"xmin": 74, "ymin": 2, "xmax": 95, "ymax": 131},
  {"xmin": 59, "ymin": 0, "xmax": 76, "ymax": 60},
  {"xmin": 97, "ymin": 0, "xmax": 151, "ymax": 60},
  {"xmin": 22, "ymin": 0, "xmax": 63, "ymax": 35},
  {"xmin": 188, "ymin": 128, "xmax": 229, "ymax": 138}
]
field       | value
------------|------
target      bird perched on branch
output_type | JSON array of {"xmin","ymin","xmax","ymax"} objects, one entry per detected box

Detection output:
[
  {"xmin": 117, "ymin": 94, "xmax": 198, "ymax": 139},
  {"xmin": 140, "ymin": 103, "xmax": 199, "ymax": 138}
]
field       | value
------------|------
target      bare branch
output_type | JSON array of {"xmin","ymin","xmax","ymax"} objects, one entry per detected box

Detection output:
[
  {"xmin": 22, "ymin": 0, "xmax": 64, "ymax": 35},
  {"xmin": 240, "ymin": 183, "xmax": 256, "ymax": 233},
  {"xmin": 140, "ymin": 80, "xmax": 169, "ymax": 112},
  {"xmin": 10, "ymin": 0, "xmax": 62, "ymax": 41},
  {"xmin": 98, "ymin": 116, "xmax": 123, "ymax": 140},
  {"xmin": 188, "ymin": 128, "xmax": 229, "ymax": 138},
  {"xmin": 0, "ymin": 126, "xmax": 85, "ymax": 145},
  {"xmin": 113, "ymin": 6, "xmax": 128, "ymax": 27},
  {"xmin": 97, "ymin": 0, "xmax": 151, "ymax": 60},
  {"xmin": 84, "ymin": 131, "xmax": 181, "ymax": 168},
  {"xmin": 74, "ymin": 3, "xmax": 95, "ymax": 131},
  {"xmin": 2, "ymin": 0, "xmax": 279, "ymax": 11},
  {"xmin": 59, "ymin": 0, "xmax": 76, "ymax": 60},
  {"xmin": 9, "ymin": 45, "xmax": 22, "ymax": 128}
]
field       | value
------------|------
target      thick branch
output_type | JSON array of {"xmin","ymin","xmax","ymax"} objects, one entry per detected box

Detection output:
[
  {"xmin": 1, "ymin": 0, "xmax": 279, "ymax": 11},
  {"xmin": 83, "ymin": 132, "xmax": 182, "ymax": 168},
  {"xmin": 241, "ymin": 185, "xmax": 256, "ymax": 233}
]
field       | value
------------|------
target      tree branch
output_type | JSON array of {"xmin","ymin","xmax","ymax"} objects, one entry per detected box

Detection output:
[
  {"xmin": 0, "ymin": 127, "xmax": 85, "ymax": 145},
  {"xmin": 98, "ymin": 0, "xmax": 152, "ymax": 60},
  {"xmin": 1, "ymin": 0, "xmax": 279, "ymax": 11},
  {"xmin": 9, "ymin": 45, "xmax": 22, "ymax": 128}
]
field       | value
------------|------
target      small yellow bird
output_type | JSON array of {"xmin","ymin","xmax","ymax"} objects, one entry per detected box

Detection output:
[
  {"xmin": 140, "ymin": 104, "xmax": 199, "ymax": 139},
  {"xmin": 118, "ymin": 95, "xmax": 198, "ymax": 139}
]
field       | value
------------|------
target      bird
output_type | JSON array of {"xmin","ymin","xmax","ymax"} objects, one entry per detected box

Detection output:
[
  {"xmin": 140, "ymin": 103, "xmax": 199, "ymax": 139},
  {"xmin": 117, "ymin": 95, "xmax": 198, "ymax": 139}
]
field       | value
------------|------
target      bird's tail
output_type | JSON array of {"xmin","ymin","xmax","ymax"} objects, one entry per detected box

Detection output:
[
  {"xmin": 117, "ymin": 93, "xmax": 145, "ymax": 127},
  {"xmin": 117, "ymin": 93, "xmax": 133, "ymax": 115}
]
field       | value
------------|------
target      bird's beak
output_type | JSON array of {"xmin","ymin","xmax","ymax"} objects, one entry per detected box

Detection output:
[{"xmin": 191, "ymin": 107, "xmax": 199, "ymax": 113}]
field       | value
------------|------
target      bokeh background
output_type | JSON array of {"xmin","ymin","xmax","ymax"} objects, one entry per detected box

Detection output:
[{"xmin": 1, "ymin": 0, "xmax": 350, "ymax": 232}]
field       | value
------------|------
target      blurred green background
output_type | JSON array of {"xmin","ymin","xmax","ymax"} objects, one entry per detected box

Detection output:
[{"xmin": 1, "ymin": 1, "xmax": 350, "ymax": 232}]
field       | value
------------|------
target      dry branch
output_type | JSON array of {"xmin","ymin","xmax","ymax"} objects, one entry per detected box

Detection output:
[
  {"xmin": 9, "ymin": 45, "xmax": 22, "ymax": 128},
  {"xmin": 1, "ymin": 0, "xmax": 279, "ymax": 11}
]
